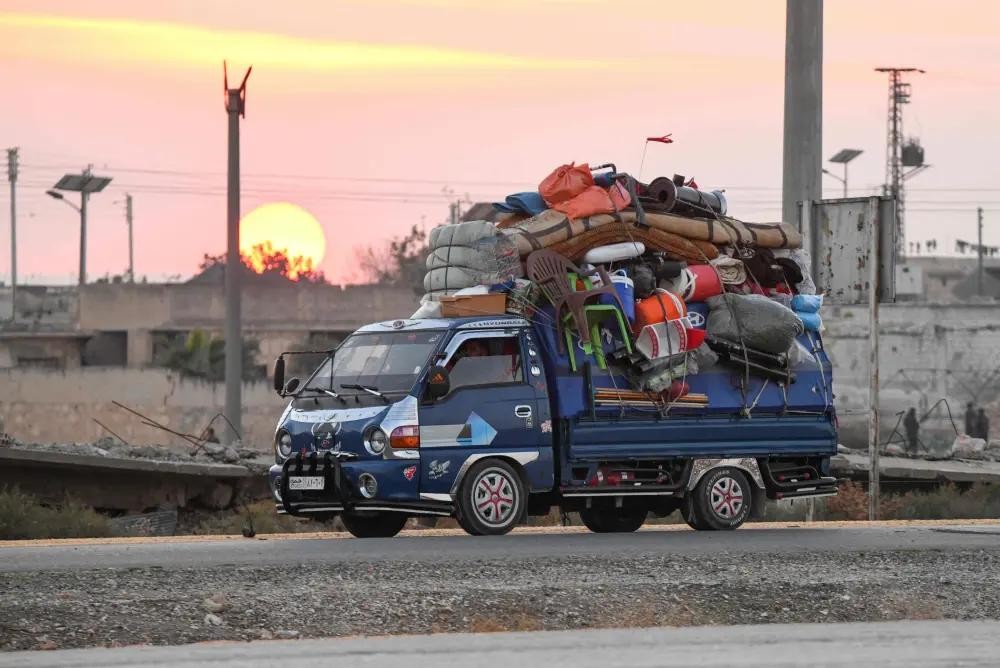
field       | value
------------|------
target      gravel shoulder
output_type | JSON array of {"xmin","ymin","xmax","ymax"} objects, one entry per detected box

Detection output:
[{"xmin": 2, "ymin": 525, "xmax": 1000, "ymax": 651}]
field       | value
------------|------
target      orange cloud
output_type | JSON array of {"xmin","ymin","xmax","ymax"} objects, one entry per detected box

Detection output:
[{"xmin": 0, "ymin": 12, "xmax": 602, "ymax": 73}]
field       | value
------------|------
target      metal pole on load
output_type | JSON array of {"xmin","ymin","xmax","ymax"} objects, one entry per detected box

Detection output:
[
  {"xmin": 782, "ymin": 0, "xmax": 823, "ymax": 225},
  {"xmin": 224, "ymin": 62, "xmax": 251, "ymax": 445},
  {"xmin": 867, "ymin": 198, "xmax": 881, "ymax": 520}
]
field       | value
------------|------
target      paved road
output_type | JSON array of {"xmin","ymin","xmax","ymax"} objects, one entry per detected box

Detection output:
[
  {"xmin": 2, "ymin": 524, "xmax": 1000, "ymax": 572},
  {"xmin": 4, "ymin": 620, "xmax": 1000, "ymax": 667}
]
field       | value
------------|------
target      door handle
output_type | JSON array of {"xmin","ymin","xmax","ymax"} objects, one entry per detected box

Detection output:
[{"xmin": 514, "ymin": 405, "xmax": 532, "ymax": 418}]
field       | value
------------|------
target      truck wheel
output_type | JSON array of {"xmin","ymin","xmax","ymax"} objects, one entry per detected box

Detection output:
[
  {"xmin": 456, "ymin": 459, "xmax": 526, "ymax": 536},
  {"xmin": 690, "ymin": 467, "xmax": 752, "ymax": 530},
  {"xmin": 341, "ymin": 511, "xmax": 409, "ymax": 538},
  {"xmin": 682, "ymin": 495, "xmax": 713, "ymax": 530},
  {"xmin": 579, "ymin": 508, "xmax": 647, "ymax": 533}
]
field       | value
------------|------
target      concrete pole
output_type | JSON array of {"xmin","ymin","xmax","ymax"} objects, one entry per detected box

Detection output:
[
  {"xmin": 6, "ymin": 148, "xmax": 16, "ymax": 321},
  {"xmin": 224, "ymin": 88, "xmax": 244, "ymax": 444},
  {"xmin": 782, "ymin": 0, "xmax": 823, "ymax": 225},
  {"xmin": 126, "ymin": 194, "xmax": 134, "ymax": 282},
  {"xmin": 79, "ymin": 192, "xmax": 88, "ymax": 286}
]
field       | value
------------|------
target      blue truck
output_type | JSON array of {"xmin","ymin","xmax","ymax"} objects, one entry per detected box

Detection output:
[{"xmin": 268, "ymin": 313, "xmax": 837, "ymax": 537}]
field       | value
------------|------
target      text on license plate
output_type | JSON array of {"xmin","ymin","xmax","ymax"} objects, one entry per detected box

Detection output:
[{"xmin": 288, "ymin": 476, "xmax": 325, "ymax": 491}]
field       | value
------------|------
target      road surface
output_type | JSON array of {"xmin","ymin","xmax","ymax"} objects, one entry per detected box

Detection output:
[
  {"xmin": 3, "ymin": 621, "xmax": 999, "ymax": 667},
  {"xmin": 2, "ymin": 523, "xmax": 1000, "ymax": 651},
  {"xmin": 3, "ymin": 522, "xmax": 1000, "ymax": 572}
]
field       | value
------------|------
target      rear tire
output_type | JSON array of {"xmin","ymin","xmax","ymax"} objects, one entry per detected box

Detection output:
[
  {"xmin": 689, "ymin": 467, "xmax": 752, "ymax": 531},
  {"xmin": 456, "ymin": 459, "xmax": 526, "ymax": 536},
  {"xmin": 341, "ymin": 511, "xmax": 408, "ymax": 538},
  {"xmin": 579, "ymin": 508, "xmax": 647, "ymax": 533}
]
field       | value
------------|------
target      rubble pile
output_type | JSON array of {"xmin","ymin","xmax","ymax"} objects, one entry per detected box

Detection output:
[{"xmin": 0, "ymin": 432, "xmax": 272, "ymax": 473}]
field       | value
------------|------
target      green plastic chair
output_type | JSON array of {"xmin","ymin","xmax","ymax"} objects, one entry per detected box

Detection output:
[{"xmin": 563, "ymin": 273, "xmax": 633, "ymax": 372}]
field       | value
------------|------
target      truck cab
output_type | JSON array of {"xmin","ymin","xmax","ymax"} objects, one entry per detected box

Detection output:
[{"xmin": 269, "ymin": 314, "xmax": 838, "ymax": 537}]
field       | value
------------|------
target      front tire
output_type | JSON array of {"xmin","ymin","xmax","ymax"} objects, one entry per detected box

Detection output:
[
  {"xmin": 689, "ymin": 467, "xmax": 752, "ymax": 530},
  {"xmin": 579, "ymin": 508, "xmax": 647, "ymax": 533},
  {"xmin": 341, "ymin": 511, "xmax": 408, "ymax": 538},
  {"xmin": 456, "ymin": 459, "xmax": 526, "ymax": 536}
]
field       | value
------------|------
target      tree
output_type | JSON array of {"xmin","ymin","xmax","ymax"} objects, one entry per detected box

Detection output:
[
  {"xmin": 357, "ymin": 225, "xmax": 427, "ymax": 291},
  {"xmin": 155, "ymin": 329, "xmax": 264, "ymax": 382},
  {"xmin": 198, "ymin": 242, "xmax": 327, "ymax": 284}
]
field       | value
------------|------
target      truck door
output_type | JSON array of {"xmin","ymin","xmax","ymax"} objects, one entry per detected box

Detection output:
[{"xmin": 418, "ymin": 330, "xmax": 545, "ymax": 494}]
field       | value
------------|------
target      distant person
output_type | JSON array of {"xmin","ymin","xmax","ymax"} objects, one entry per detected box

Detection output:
[
  {"xmin": 965, "ymin": 402, "xmax": 977, "ymax": 437},
  {"xmin": 204, "ymin": 427, "xmax": 220, "ymax": 444},
  {"xmin": 977, "ymin": 409, "xmax": 990, "ymax": 443},
  {"xmin": 903, "ymin": 408, "xmax": 920, "ymax": 455}
]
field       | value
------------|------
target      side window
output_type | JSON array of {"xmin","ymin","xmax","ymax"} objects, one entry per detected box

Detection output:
[{"xmin": 445, "ymin": 336, "xmax": 523, "ymax": 391}]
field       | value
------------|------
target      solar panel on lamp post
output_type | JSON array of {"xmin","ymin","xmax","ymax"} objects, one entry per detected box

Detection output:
[
  {"xmin": 826, "ymin": 149, "xmax": 863, "ymax": 199},
  {"xmin": 48, "ymin": 169, "xmax": 112, "ymax": 286}
]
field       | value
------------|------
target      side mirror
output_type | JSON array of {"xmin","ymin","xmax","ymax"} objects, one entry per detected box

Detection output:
[
  {"xmin": 283, "ymin": 377, "xmax": 301, "ymax": 395},
  {"xmin": 273, "ymin": 356, "xmax": 286, "ymax": 394},
  {"xmin": 425, "ymin": 365, "xmax": 450, "ymax": 401}
]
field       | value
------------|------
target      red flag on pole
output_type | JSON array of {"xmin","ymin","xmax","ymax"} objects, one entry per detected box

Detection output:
[{"xmin": 646, "ymin": 134, "xmax": 673, "ymax": 144}]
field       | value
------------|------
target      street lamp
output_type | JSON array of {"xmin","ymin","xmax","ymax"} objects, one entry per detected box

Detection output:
[
  {"xmin": 46, "ymin": 169, "xmax": 112, "ymax": 285},
  {"xmin": 823, "ymin": 149, "xmax": 863, "ymax": 198}
]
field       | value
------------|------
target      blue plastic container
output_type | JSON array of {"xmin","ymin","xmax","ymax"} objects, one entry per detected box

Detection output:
[{"xmin": 598, "ymin": 270, "xmax": 635, "ymax": 322}]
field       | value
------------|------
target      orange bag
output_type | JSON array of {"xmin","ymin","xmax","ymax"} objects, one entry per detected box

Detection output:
[
  {"xmin": 634, "ymin": 290, "xmax": 687, "ymax": 333},
  {"xmin": 608, "ymin": 180, "xmax": 631, "ymax": 211},
  {"xmin": 539, "ymin": 162, "xmax": 594, "ymax": 206},
  {"xmin": 552, "ymin": 185, "xmax": 615, "ymax": 220}
]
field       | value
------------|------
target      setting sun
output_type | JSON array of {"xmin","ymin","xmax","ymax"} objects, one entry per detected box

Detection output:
[{"xmin": 240, "ymin": 202, "xmax": 327, "ymax": 276}]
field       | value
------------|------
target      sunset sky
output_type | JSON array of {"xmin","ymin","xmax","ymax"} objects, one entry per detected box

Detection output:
[{"xmin": 2, "ymin": 0, "xmax": 999, "ymax": 284}]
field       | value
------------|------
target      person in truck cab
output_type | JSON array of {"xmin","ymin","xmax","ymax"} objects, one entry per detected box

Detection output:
[{"xmin": 446, "ymin": 338, "xmax": 522, "ymax": 387}]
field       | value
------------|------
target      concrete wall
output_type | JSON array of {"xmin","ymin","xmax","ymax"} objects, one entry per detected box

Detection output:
[
  {"xmin": 1, "ymin": 367, "xmax": 287, "ymax": 450},
  {"xmin": 824, "ymin": 303, "xmax": 1000, "ymax": 450},
  {"xmin": 78, "ymin": 283, "xmax": 420, "ymax": 332},
  {"xmin": 5, "ymin": 301, "xmax": 998, "ymax": 452}
]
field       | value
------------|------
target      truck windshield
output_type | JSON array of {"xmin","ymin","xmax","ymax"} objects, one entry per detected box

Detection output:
[{"xmin": 304, "ymin": 331, "xmax": 442, "ymax": 395}]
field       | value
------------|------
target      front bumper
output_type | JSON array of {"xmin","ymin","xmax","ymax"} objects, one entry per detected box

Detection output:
[{"xmin": 270, "ymin": 452, "xmax": 452, "ymax": 517}]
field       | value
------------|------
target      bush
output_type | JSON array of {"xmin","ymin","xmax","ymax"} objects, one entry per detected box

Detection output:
[
  {"xmin": 0, "ymin": 486, "xmax": 112, "ymax": 540},
  {"xmin": 821, "ymin": 481, "xmax": 903, "ymax": 520},
  {"xmin": 188, "ymin": 500, "xmax": 341, "ymax": 535},
  {"xmin": 889, "ymin": 483, "xmax": 1000, "ymax": 520}
]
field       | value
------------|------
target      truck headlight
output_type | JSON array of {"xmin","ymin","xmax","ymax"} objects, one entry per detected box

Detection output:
[
  {"xmin": 359, "ymin": 473, "xmax": 378, "ymax": 499},
  {"xmin": 276, "ymin": 430, "xmax": 293, "ymax": 458},
  {"xmin": 364, "ymin": 428, "xmax": 388, "ymax": 455}
]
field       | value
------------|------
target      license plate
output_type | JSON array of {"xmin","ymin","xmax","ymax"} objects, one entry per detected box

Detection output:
[{"xmin": 288, "ymin": 476, "xmax": 325, "ymax": 491}]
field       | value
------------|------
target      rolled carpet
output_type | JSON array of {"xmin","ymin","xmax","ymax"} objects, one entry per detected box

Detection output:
[
  {"xmin": 501, "ymin": 209, "xmax": 800, "ymax": 257},
  {"xmin": 543, "ymin": 222, "xmax": 717, "ymax": 265}
]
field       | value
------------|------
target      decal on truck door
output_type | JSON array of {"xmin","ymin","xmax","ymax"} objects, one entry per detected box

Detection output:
[
  {"xmin": 428, "ymin": 460, "xmax": 452, "ymax": 480},
  {"xmin": 420, "ymin": 412, "xmax": 498, "ymax": 448}
]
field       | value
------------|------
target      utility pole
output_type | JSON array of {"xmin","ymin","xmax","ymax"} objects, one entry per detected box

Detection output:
[
  {"xmin": 976, "ymin": 206, "xmax": 983, "ymax": 297},
  {"xmin": 782, "ymin": 0, "xmax": 823, "ymax": 226},
  {"xmin": 47, "ymin": 166, "xmax": 111, "ymax": 286},
  {"xmin": 224, "ymin": 62, "xmax": 252, "ymax": 445},
  {"xmin": 6, "ymin": 148, "xmax": 16, "ymax": 321},
  {"xmin": 125, "ymin": 194, "xmax": 134, "ymax": 282},
  {"xmin": 79, "ymin": 166, "xmax": 91, "ymax": 286},
  {"xmin": 875, "ymin": 67, "xmax": 924, "ymax": 262}
]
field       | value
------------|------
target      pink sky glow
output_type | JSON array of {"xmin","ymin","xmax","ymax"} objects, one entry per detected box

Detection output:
[{"xmin": 2, "ymin": 0, "xmax": 999, "ymax": 284}]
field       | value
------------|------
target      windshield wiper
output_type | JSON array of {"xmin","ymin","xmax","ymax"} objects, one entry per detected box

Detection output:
[
  {"xmin": 340, "ymin": 383, "xmax": 390, "ymax": 403},
  {"xmin": 295, "ymin": 387, "xmax": 346, "ymax": 404}
]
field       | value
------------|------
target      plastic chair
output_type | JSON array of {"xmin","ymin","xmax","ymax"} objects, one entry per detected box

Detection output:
[{"xmin": 526, "ymin": 250, "xmax": 633, "ymax": 370}]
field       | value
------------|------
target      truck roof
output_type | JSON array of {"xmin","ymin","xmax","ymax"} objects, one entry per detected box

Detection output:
[{"xmin": 356, "ymin": 315, "xmax": 531, "ymax": 334}]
